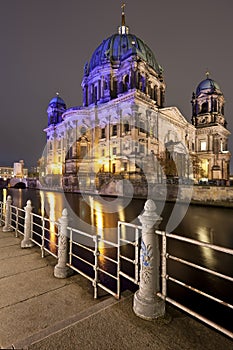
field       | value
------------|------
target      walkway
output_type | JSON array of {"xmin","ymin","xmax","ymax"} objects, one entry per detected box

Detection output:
[{"xmin": 0, "ymin": 228, "xmax": 232, "ymax": 349}]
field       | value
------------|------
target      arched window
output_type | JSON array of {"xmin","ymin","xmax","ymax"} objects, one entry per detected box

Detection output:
[
  {"xmin": 112, "ymin": 125, "xmax": 117, "ymax": 136},
  {"xmin": 111, "ymin": 78, "xmax": 118, "ymax": 98},
  {"xmin": 123, "ymin": 75, "xmax": 129, "ymax": 92},
  {"xmin": 124, "ymin": 122, "xmax": 130, "ymax": 133},
  {"xmin": 201, "ymin": 102, "xmax": 208, "ymax": 113},
  {"xmin": 101, "ymin": 127, "xmax": 106, "ymax": 139},
  {"xmin": 212, "ymin": 99, "xmax": 217, "ymax": 112}
]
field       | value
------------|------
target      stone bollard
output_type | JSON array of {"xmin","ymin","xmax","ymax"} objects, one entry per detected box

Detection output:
[
  {"xmin": 133, "ymin": 199, "xmax": 165, "ymax": 320},
  {"xmin": 21, "ymin": 200, "xmax": 34, "ymax": 248},
  {"xmin": 3, "ymin": 195, "xmax": 13, "ymax": 232},
  {"xmin": 54, "ymin": 208, "xmax": 72, "ymax": 278}
]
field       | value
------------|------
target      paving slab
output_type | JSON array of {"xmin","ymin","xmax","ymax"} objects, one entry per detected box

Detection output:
[
  {"xmin": 0, "ymin": 278, "xmax": 101, "ymax": 347},
  {"xmin": 0, "ymin": 265, "xmax": 68, "ymax": 308},
  {"xmin": 0, "ymin": 243, "xmax": 34, "ymax": 260},
  {"xmin": 0, "ymin": 251, "xmax": 48, "ymax": 279},
  {"xmin": 24, "ymin": 295, "xmax": 233, "ymax": 350},
  {"xmin": 0, "ymin": 235, "xmax": 20, "ymax": 248}
]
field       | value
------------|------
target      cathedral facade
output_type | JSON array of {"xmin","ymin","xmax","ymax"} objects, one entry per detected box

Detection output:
[{"xmin": 42, "ymin": 9, "xmax": 231, "ymax": 193}]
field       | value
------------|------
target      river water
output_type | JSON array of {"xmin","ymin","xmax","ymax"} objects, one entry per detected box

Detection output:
[{"xmin": 1, "ymin": 188, "xmax": 233, "ymax": 333}]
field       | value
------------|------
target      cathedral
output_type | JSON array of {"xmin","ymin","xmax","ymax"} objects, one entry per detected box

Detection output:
[{"xmin": 42, "ymin": 7, "xmax": 231, "ymax": 194}]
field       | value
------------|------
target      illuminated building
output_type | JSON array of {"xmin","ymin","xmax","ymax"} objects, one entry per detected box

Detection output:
[
  {"xmin": 191, "ymin": 73, "xmax": 231, "ymax": 182},
  {"xmin": 43, "ymin": 7, "xmax": 231, "ymax": 192}
]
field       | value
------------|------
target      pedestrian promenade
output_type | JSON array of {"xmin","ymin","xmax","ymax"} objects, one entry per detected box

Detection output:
[{"xmin": 0, "ymin": 228, "xmax": 232, "ymax": 349}]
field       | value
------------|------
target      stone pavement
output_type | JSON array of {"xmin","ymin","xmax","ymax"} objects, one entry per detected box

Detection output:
[{"xmin": 0, "ymin": 228, "xmax": 232, "ymax": 350}]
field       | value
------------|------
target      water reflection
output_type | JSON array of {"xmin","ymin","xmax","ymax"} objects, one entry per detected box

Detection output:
[
  {"xmin": 39, "ymin": 191, "xmax": 63, "ymax": 254},
  {"xmin": 88, "ymin": 196, "xmax": 127, "ymax": 265},
  {"xmin": 195, "ymin": 226, "xmax": 215, "ymax": 268}
]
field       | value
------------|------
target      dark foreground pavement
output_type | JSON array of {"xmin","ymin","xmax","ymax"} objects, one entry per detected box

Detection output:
[{"xmin": 0, "ymin": 228, "xmax": 232, "ymax": 350}]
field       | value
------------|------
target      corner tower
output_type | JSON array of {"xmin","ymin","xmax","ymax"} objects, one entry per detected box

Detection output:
[
  {"xmin": 47, "ymin": 93, "xmax": 66, "ymax": 126},
  {"xmin": 191, "ymin": 73, "xmax": 231, "ymax": 182}
]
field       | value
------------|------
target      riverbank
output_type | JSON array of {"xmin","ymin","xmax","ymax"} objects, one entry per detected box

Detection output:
[
  {"xmin": 0, "ymin": 229, "xmax": 232, "ymax": 349},
  {"xmin": 37, "ymin": 184, "xmax": 233, "ymax": 208}
]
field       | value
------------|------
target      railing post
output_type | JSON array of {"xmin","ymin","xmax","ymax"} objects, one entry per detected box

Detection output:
[
  {"xmin": 54, "ymin": 208, "xmax": 72, "ymax": 278},
  {"xmin": 93, "ymin": 235, "xmax": 99, "ymax": 299},
  {"xmin": 133, "ymin": 199, "xmax": 165, "ymax": 320},
  {"xmin": 0, "ymin": 201, "xmax": 3, "ymax": 226},
  {"xmin": 3, "ymin": 195, "xmax": 13, "ymax": 232},
  {"xmin": 21, "ymin": 200, "xmax": 34, "ymax": 248}
]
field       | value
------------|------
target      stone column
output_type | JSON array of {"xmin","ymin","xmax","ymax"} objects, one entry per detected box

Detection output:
[
  {"xmin": 133, "ymin": 199, "xmax": 165, "ymax": 320},
  {"xmin": 54, "ymin": 208, "xmax": 72, "ymax": 278},
  {"xmin": 3, "ymin": 195, "xmax": 13, "ymax": 232},
  {"xmin": 21, "ymin": 200, "xmax": 34, "ymax": 248}
]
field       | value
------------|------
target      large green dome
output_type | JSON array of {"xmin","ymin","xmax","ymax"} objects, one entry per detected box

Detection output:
[{"xmin": 88, "ymin": 32, "xmax": 163, "ymax": 75}]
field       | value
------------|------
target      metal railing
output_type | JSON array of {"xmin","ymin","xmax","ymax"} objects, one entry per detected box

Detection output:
[
  {"xmin": 0, "ymin": 199, "xmax": 59, "ymax": 259},
  {"xmin": 30, "ymin": 213, "xmax": 59, "ymax": 258},
  {"xmin": 66, "ymin": 226, "xmax": 120, "ymax": 299},
  {"xmin": 118, "ymin": 220, "xmax": 233, "ymax": 338},
  {"xmin": 156, "ymin": 230, "xmax": 233, "ymax": 338},
  {"xmin": 1, "ymin": 198, "xmax": 232, "ymax": 338},
  {"xmin": 11, "ymin": 205, "xmax": 26, "ymax": 237},
  {"xmin": 0, "ymin": 199, "xmax": 140, "ymax": 300},
  {"xmin": 117, "ymin": 221, "xmax": 141, "ymax": 289}
]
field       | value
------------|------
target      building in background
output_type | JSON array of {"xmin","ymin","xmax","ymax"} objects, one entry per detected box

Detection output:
[
  {"xmin": 0, "ymin": 160, "xmax": 28, "ymax": 188},
  {"xmin": 42, "ymin": 7, "xmax": 231, "ymax": 193}
]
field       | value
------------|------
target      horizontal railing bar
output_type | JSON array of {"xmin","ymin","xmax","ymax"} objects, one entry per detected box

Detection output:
[
  {"xmin": 31, "ymin": 231, "xmax": 43, "ymax": 238},
  {"xmin": 119, "ymin": 271, "xmax": 139, "ymax": 284},
  {"xmin": 70, "ymin": 253, "xmax": 94, "ymax": 267},
  {"xmin": 156, "ymin": 230, "xmax": 233, "ymax": 255},
  {"xmin": 157, "ymin": 293, "xmax": 233, "ymax": 339},
  {"xmin": 71, "ymin": 241, "xmax": 94, "ymax": 253},
  {"xmin": 99, "ymin": 238, "xmax": 118, "ymax": 248},
  {"xmin": 168, "ymin": 254, "xmax": 233, "ymax": 282},
  {"xmin": 32, "ymin": 222, "xmax": 47, "ymax": 228},
  {"xmin": 97, "ymin": 282, "xmax": 119, "ymax": 299},
  {"xmin": 119, "ymin": 254, "xmax": 135, "ymax": 264},
  {"xmin": 118, "ymin": 221, "xmax": 142, "ymax": 229},
  {"xmin": 30, "ymin": 238, "xmax": 42, "ymax": 247},
  {"xmin": 97, "ymin": 267, "xmax": 117, "ymax": 280},
  {"xmin": 10, "ymin": 205, "xmax": 25, "ymax": 212},
  {"xmin": 43, "ymin": 247, "xmax": 58, "ymax": 258},
  {"xmin": 67, "ymin": 227, "xmax": 93, "ymax": 238},
  {"xmin": 43, "ymin": 237, "xmax": 58, "ymax": 245},
  {"xmin": 99, "ymin": 253, "xmax": 117, "ymax": 264},
  {"xmin": 66, "ymin": 263, "xmax": 94, "ymax": 283},
  {"xmin": 168, "ymin": 276, "xmax": 233, "ymax": 309},
  {"xmin": 119, "ymin": 238, "xmax": 137, "ymax": 246}
]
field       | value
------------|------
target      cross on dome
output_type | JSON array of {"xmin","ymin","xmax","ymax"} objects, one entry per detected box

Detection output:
[{"xmin": 119, "ymin": 3, "xmax": 129, "ymax": 34}]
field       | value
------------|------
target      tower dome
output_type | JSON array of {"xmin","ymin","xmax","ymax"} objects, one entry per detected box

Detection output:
[
  {"xmin": 196, "ymin": 75, "xmax": 222, "ymax": 97},
  {"xmin": 48, "ymin": 94, "xmax": 67, "ymax": 109},
  {"xmin": 47, "ymin": 93, "xmax": 66, "ymax": 126}
]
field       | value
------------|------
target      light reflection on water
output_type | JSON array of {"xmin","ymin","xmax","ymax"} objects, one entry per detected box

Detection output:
[
  {"xmin": 196, "ymin": 226, "xmax": 215, "ymax": 268},
  {"xmin": 39, "ymin": 191, "xmax": 63, "ymax": 255}
]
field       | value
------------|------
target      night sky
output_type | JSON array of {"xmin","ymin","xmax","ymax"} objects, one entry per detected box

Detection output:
[{"xmin": 1, "ymin": 0, "xmax": 233, "ymax": 171}]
